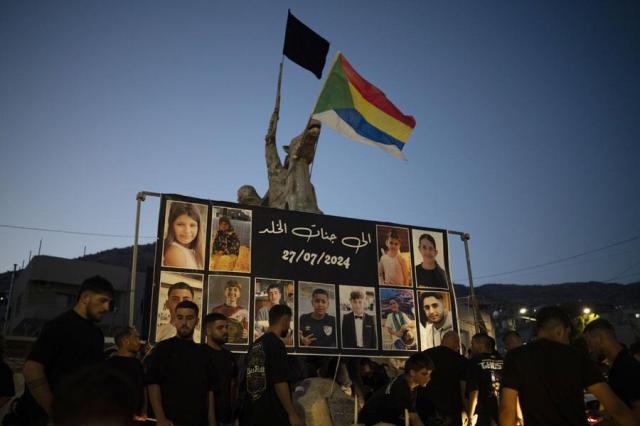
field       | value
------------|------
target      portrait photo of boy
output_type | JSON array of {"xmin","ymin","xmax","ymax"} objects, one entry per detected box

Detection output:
[
  {"xmin": 298, "ymin": 282, "xmax": 337, "ymax": 348},
  {"xmin": 376, "ymin": 226, "xmax": 412, "ymax": 286},
  {"xmin": 411, "ymin": 229, "xmax": 450, "ymax": 289},
  {"xmin": 339, "ymin": 285, "xmax": 378, "ymax": 350},
  {"xmin": 208, "ymin": 275, "xmax": 250, "ymax": 344},
  {"xmin": 379, "ymin": 287, "xmax": 417, "ymax": 351}
]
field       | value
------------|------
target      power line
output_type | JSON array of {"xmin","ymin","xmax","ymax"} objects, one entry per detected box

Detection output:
[
  {"xmin": 0, "ymin": 224, "xmax": 156, "ymax": 239},
  {"xmin": 459, "ymin": 234, "xmax": 640, "ymax": 281}
]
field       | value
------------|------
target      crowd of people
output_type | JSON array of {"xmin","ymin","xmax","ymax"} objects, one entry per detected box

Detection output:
[{"xmin": 0, "ymin": 275, "xmax": 639, "ymax": 426}]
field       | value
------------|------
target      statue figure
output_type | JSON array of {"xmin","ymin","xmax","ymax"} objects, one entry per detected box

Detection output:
[{"xmin": 238, "ymin": 75, "xmax": 323, "ymax": 214}]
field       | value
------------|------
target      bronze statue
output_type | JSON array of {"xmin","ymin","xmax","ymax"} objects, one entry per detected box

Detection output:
[{"xmin": 238, "ymin": 75, "xmax": 323, "ymax": 214}]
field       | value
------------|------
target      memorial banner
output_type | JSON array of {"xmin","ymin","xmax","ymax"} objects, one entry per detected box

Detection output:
[{"xmin": 150, "ymin": 194, "xmax": 458, "ymax": 356}]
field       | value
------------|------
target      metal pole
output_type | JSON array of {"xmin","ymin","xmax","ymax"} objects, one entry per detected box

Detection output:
[
  {"xmin": 4, "ymin": 264, "xmax": 17, "ymax": 335},
  {"xmin": 129, "ymin": 191, "xmax": 162, "ymax": 328},
  {"xmin": 449, "ymin": 230, "xmax": 486, "ymax": 334},
  {"xmin": 38, "ymin": 238, "xmax": 42, "ymax": 256}
]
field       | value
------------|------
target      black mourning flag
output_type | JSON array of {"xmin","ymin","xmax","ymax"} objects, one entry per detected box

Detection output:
[{"xmin": 283, "ymin": 10, "xmax": 330, "ymax": 79}]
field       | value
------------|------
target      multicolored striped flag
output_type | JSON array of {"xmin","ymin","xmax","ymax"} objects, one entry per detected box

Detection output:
[{"xmin": 312, "ymin": 53, "xmax": 416, "ymax": 159}]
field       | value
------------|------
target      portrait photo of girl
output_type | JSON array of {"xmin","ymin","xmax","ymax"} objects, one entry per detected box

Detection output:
[{"xmin": 161, "ymin": 200, "xmax": 207, "ymax": 270}]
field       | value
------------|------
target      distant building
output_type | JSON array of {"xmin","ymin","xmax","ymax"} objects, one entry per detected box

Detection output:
[{"xmin": 5, "ymin": 255, "xmax": 145, "ymax": 337}]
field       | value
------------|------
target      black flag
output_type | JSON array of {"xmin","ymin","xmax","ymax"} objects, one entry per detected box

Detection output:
[{"xmin": 283, "ymin": 10, "xmax": 330, "ymax": 79}]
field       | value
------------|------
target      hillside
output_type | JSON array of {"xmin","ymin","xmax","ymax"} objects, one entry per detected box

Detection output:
[{"xmin": 1, "ymin": 244, "xmax": 638, "ymax": 308}]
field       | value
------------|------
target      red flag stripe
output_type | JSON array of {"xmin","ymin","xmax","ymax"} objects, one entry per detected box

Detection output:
[{"xmin": 338, "ymin": 54, "xmax": 416, "ymax": 129}]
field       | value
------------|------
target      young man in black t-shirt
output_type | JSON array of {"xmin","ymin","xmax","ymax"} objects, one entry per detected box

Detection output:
[
  {"xmin": 147, "ymin": 300, "xmax": 217, "ymax": 426},
  {"xmin": 417, "ymin": 331, "xmax": 468, "ymax": 426},
  {"xmin": 583, "ymin": 318, "xmax": 640, "ymax": 422},
  {"xmin": 467, "ymin": 333, "xmax": 503, "ymax": 426},
  {"xmin": 359, "ymin": 352, "xmax": 434, "ymax": 426},
  {"xmin": 500, "ymin": 306, "xmax": 636, "ymax": 426},
  {"xmin": 20, "ymin": 275, "xmax": 114, "ymax": 425},
  {"xmin": 203, "ymin": 312, "xmax": 239, "ymax": 426},
  {"xmin": 105, "ymin": 326, "xmax": 145, "ymax": 417},
  {"xmin": 0, "ymin": 334, "xmax": 15, "ymax": 410},
  {"xmin": 242, "ymin": 304, "xmax": 302, "ymax": 426}
]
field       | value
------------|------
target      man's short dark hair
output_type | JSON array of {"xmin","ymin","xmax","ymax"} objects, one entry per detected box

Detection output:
[
  {"xmin": 350, "ymin": 290, "xmax": 364, "ymax": 300},
  {"xmin": 77, "ymin": 275, "xmax": 114, "ymax": 301},
  {"xmin": 267, "ymin": 283, "xmax": 281, "ymax": 292},
  {"xmin": 583, "ymin": 318, "xmax": 616, "ymax": 337},
  {"xmin": 503, "ymin": 330, "xmax": 521, "ymax": 343},
  {"xmin": 405, "ymin": 352, "xmax": 434, "ymax": 373},
  {"xmin": 176, "ymin": 300, "xmax": 199, "ymax": 316},
  {"xmin": 312, "ymin": 288, "xmax": 329, "ymax": 299},
  {"xmin": 203, "ymin": 312, "xmax": 227, "ymax": 329},
  {"xmin": 472, "ymin": 333, "xmax": 493, "ymax": 352},
  {"xmin": 168, "ymin": 281, "xmax": 195, "ymax": 298},
  {"xmin": 52, "ymin": 364, "xmax": 137, "ymax": 425},
  {"xmin": 268, "ymin": 304, "xmax": 292, "ymax": 326},
  {"xmin": 535, "ymin": 305, "xmax": 572, "ymax": 332},
  {"xmin": 225, "ymin": 280, "xmax": 241, "ymax": 290},
  {"xmin": 113, "ymin": 326, "xmax": 136, "ymax": 348}
]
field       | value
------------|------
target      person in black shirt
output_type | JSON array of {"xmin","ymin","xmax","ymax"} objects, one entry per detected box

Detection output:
[
  {"xmin": 359, "ymin": 358, "xmax": 390, "ymax": 401},
  {"xmin": 203, "ymin": 312, "xmax": 239, "ymax": 426},
  {"xmin": 147, "ymin": 300, "xmax": 216, "ymax": 426},
  {"xmin": 583, "ymin": 318, "xmax": 640, "ymax": 422},
  {"xmin": 241, "ymin": 304, "xmax": 302, "ymax": 426},
  {"xmin": 500, "ymin": 305, "xmax": 636, "ymax": 426},
  {"xmin": 416, "ymin": 331, "xmax": 468, "ymax": 426},
  {"xmin": 359, "ymin": 352, "xmax": 434, "ymax": 426},
  {"xmin": 20, "ymin": 275, "xmax": 114, "ymax": 425},
  {"xmin": 467, "ymin": 333, "xmax": 503, "ymax": 426},
  {"xmin": 51, "ymin": 363, "xmax": 137, "ymax": 426},
  {"xmin": 105, "ymin": 326, "xmax": 145, "ymax": 417},
  {"xmin": 502, "ymin": 330, "xmax": 523, "ymax": 354}
]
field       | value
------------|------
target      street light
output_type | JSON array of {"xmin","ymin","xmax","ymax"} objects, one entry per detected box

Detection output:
[
  {"xmin": 519, "ymin": 307, "xmax": 528, "ymax": 315},
  {"xmin": 583, "ymin": 307, "xmax": 591, "ymax": 315}
]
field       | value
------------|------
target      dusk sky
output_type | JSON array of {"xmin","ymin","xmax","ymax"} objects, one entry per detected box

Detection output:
[{"xmin": 1, "ymin": 1, "xmax": 638, "ymax": 286}]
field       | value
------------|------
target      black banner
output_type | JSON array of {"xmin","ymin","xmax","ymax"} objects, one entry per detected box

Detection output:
[{"xmin": 150, "ymin": 194, "xmax": 458, "ymax": 357}]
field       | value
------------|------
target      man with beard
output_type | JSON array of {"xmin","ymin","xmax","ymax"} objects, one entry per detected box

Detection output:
[
  {"xmin": 500, "ymin": 306, "xmax": 635, "ymax": 426},
  {"xmin": 147, "ymin": 300, "xmax": 217, "ymax": 426},
  {"xmin": 242, "ymin": 304, "xmax": 302, "ymax": 426},
  {"xmin": 203, "ymin": 313, "xmax": 239, "ymax": 426},
  {"xmin": 156, "ymin": 282, "xmax": 195, "ymax": 342},
  {"xmin": 419, "ymin": 292, "xmax": 453, "ymax": 350},
  {"xmin": 583, "ymin": 318, "xmax": 640, "ymax": 423},
  {"xmin": 106, "ymin": 326, "xmax": 145, "ymax": 417},
  {"xmin": 19, "ymin": 276, "xmax": 114, "ymax": 425},
  {"xmin": 210, "ymin": 279, "xmax": 249, "ymax": 343}
]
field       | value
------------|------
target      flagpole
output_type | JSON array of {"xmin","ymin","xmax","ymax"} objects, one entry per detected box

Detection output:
[{"xmin": 308, "ymin": 51, "xmax": 340, "ymax": 178}]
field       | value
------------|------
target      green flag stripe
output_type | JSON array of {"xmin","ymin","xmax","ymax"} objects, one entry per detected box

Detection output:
[{"xmin": 313, "ymin": 59, "xmax": 353, "ymax": 113}]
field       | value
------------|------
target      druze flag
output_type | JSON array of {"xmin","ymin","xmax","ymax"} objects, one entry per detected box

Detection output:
[{"xmin": 312, "ymin": 53, "xmax": 416, "ymax": 160}]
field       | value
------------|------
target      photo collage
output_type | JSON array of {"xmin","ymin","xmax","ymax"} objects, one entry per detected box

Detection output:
[{"xmin": 152, "ymin": 196, "xmax": 458, "ymax": 355}]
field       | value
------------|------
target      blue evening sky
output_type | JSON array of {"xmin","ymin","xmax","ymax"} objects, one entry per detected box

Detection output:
[{"xmin": 1, "ymin": 1, "xmax": 638, "ymax": 286}]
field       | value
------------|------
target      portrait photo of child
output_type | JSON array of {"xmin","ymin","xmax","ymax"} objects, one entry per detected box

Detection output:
[
  {"xmin": 208, "ymin": 275, "xmax": 250, "ymax": 344},
  {"xmin": 298, "ymin": 282, "xmax": 337, "ymax": 349},
  {"xmin": 379, "ymin": 287, "xmax": 417, "ymax": 351},
  {"xmin": 339, "ymin": 285, "xmax": 378, "ymax": 350},
  {"xmin": 411, "ymin": 229, "xmax": 450, "ymax": 289},
  {"xmin": 161, "ymin": 200, "xmax": 208, "ymax": 270},
  {"xmin": 376, "ymin": 225, "xmax": 412, "ymax": 286},
  {"xmin": 209, "ymin": 206, "xmax": 252, "ymax": 272}
]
